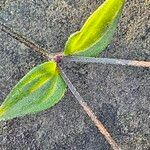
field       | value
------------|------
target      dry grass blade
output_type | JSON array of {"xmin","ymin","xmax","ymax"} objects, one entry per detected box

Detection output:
[{"xmin": 59, "ymin": 65, "xmax": 121, "ymax": 150}]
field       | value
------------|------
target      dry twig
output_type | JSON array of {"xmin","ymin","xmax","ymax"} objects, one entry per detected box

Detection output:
[
  {"xmin": 59, "ymin": 66, "xmax": 121, "ymax": 150},
  {"xmin": 64, "ymin": 56, "xmax": 150, "ymax": 68},
  {"xmin": 0, "ymin": 23, "xmax": 53, "ymax": 60}
]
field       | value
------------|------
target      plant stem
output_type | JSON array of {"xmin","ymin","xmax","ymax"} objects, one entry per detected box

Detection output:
[
  {"xmin": 59, "ymin": 65, "xmax": 121, "ymax": 150},
  {"xmin": 64, "ymin": 56, "xmax": 150, "ymax": 68},
  {"xmin": 0, "ymin": 23, "xmax": 53, "ymax": 60},
  {"xmin": 1, "ymin": 23, "xmax": 149, "ymax": 69}
]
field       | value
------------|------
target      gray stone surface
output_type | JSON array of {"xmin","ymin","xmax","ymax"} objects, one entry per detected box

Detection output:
[{"xmin": 0, "ymin": 0, "xmax": 149, "ymax": 150}]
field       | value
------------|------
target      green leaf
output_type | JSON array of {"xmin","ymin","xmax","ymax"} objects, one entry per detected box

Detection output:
[
  {"xmin": 64, "ymin": 0, "xmax": 125, "ymax": 57},
  {"xmin": 0, "ymin": 61, "xmax": 67, "ymax": 121}
]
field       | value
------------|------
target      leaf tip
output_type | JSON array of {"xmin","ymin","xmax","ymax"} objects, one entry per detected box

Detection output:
[{"xmin": 0, "ymin": 107, "xmax": 6, "ymax": 121}]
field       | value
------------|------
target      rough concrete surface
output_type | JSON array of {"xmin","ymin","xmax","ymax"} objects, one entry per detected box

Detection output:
[{"xmin": 0, "ymin": 0, "xmax": 149, "ymax": 150}]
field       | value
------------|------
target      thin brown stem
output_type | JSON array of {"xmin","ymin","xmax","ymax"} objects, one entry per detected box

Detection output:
[
  {"xmin": 0, "ymin": 23, "xmax": 53, "ymax": 60},
  {"xmin": 1, "ymin": 23, "xmax": 149, "ymax": 69},
  {"xmin": 64, "ymin": 56, "xmax": 150, "ymax": 68},
  {"xmin": 59, "ymin": 65, "xmax": 121, "ymax": 150}
]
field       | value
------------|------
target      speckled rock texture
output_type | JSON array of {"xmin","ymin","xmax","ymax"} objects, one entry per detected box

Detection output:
[{"xmin": 0, "ymin": 0, "xmax": 149, "ymax": 150}]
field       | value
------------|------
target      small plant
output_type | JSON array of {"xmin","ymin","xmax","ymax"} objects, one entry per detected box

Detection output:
[{"xmin": 0, "ymin": 0, "xmax": 149, "ymax": 149}]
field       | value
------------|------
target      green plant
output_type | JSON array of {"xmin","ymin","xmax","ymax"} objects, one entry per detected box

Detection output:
[{"xmin": 0, "ymin": 0, "xmax": 149, "ymax": 149}]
